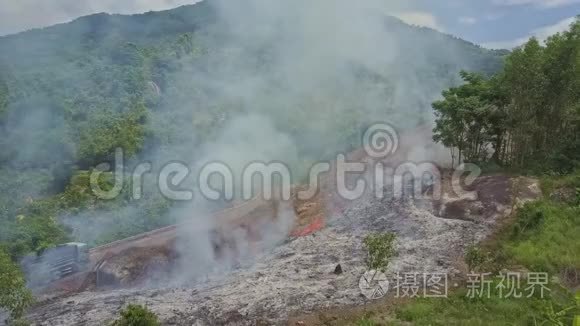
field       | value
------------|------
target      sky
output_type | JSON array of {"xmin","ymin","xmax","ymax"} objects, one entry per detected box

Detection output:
[{"xmin": 0, "ymin": 0, "xmax": 578, "ymax": 49}]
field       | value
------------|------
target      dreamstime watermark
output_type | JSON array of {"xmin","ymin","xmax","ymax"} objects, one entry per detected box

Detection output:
[{"xmin": 89, "ymin": 122, "xmax": 482, "ymax": 202}]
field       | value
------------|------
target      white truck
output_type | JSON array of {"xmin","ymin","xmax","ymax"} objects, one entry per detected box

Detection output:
[{"xmin": 22, "ymin": 242, "xmax": 89, "ymax": 288}]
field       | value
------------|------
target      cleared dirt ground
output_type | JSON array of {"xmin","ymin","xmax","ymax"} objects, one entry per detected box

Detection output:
[{"xmin": 27, "ymin": 173, "xmax": 541, "ymax": 325}]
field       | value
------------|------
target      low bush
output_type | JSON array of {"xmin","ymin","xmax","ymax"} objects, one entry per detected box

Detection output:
[
  {"xmin": 363, "ymin": 233, "xmax": 396, "ymax": 272},
  {"xmin": 111, "ymin": 304, "xmax": 160, "ymax": 326}
]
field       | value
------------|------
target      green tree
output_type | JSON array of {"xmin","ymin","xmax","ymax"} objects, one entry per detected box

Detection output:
[
  {"xmin": 5, "ymin": 213, "xmax": 70, "ymax": 260},
  {"xmin": 501, "ymin": 38, "xmax": 547, "ymax": 168},
  {"xmin": 76, "ymin": 103, "xmax": 147, "ymax": 168},
  {"xmin": 434, "ymin": 17, "xmax": 580, "ymax": 172},
  {"xmin": 433, "ymin": 71, "xmax": 504, "ymax": 165},
  {"xmin": 0, "ymin": 247, "xmax": 34, "ymax": 320}
]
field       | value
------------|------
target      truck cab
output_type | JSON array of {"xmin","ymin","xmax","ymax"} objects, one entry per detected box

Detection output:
[
  {"xmin": 22, "ymin": 242, "xmax": 89, "ymax": 287},
  {"xmin": 46, "ymin": 242, "xmax": 89, "ymax": 280}
]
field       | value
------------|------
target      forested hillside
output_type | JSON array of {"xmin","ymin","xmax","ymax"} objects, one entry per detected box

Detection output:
[
  {"xmin": 0, "ymin": 1, "xmax": 508, "ymax": 319},
  {"xmin": 0, "ymin": 1, "xmax": 505, "ymax": 251}
]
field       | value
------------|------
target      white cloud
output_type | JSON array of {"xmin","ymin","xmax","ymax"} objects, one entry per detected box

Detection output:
[
  {"xmin": 458, "ymin": 16, "xmax": 478, "ymax": 25},
  {"xmin": 482, "ymin": 16, "xmax": 575, "ymax": 49},
  {"xmin": 0, "ymin": 0, "xmax": 203, "ymax": 35},
  {"xmin": 492, "ymin": 0, "xmax": 580, "ymax": 8},
  {"xmin": 392, "ymin": 11, "xmax": 444, "ymax": 31}
]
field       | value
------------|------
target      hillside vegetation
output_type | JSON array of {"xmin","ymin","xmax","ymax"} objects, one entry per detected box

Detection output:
[
  {"xmin": 0, "ymin": 4, "xmax": 502, "ymax": 254},
  {"xmin": 0, "ymin": 0, "xmax": 509, "ymax": 321}
]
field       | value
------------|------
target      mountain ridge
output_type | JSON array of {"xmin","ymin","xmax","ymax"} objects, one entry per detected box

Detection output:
[{"xmin": 0, "ymin": 1, "xmax": 507, "ymax": 65}]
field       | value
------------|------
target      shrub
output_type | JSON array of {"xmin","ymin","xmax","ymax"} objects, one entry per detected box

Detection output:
[
  {"xmin": 465, "ymin": 245, "xmax": 489, "ymax": 272},
  {"xmin": 111, "ymin": 304, "xmax": 160, "ymax": 326},
  {"xmin": 511, "ymin": 203, "xmax": 545, "ymax": 238},
  {"xmin": 363, "ymin": 233, "xmax": 396, "ymax": 272}
]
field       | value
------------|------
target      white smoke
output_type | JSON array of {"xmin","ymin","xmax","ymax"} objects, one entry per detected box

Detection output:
[{"xmin": 160, "ymin": 0, "xmax": 462, "ymax": 285}]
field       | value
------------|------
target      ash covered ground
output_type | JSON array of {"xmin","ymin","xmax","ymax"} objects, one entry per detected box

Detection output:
[{"xmin": 27, "ymin": 176, "xmax": 540, "ymax": 325}]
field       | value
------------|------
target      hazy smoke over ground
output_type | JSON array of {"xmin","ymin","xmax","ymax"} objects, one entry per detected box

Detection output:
[
  {"xmin": 158, "ymin": 0, "xmax": 455, "ymax": 284},
  {"xmin": 2, "ymin": 0, "xmax": 480, "ymax": 288}
]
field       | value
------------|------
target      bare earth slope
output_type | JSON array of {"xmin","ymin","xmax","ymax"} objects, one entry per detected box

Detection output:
[{"xmin": 27, "ymin": 176, "xmax": 540, "ymax": 325}]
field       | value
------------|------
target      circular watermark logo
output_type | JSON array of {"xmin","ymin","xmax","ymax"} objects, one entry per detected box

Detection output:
[
  {"xmin": 359, "ymin": 270, "xmax": 389, "ymax": 299},
  {"xmin": 363, "ymin": 123, "xmax": 399, "ymax": 158}
]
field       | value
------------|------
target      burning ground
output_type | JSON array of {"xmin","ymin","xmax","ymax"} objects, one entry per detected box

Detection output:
[{"xmin": 26, "ymin": 173, "xmax": 541, "ymax": 325}]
